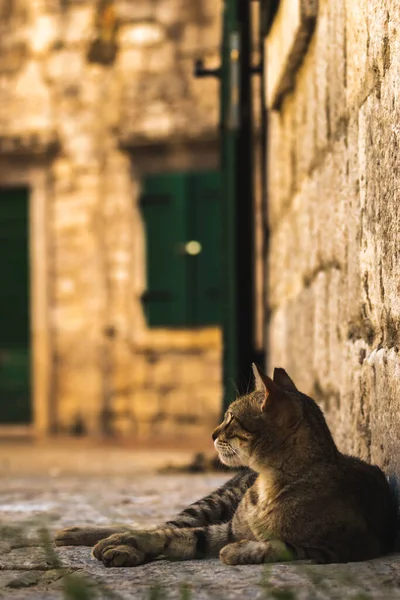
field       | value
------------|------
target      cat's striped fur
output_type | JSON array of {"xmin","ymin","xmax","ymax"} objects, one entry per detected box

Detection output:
[{"xmin": 55, "ymin": 365, "xmax": 397, "ymax": 567}]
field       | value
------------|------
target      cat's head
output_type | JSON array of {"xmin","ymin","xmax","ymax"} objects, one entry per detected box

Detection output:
[{"xmin": 212, "ymin": 365, "xmax": 336, "ymax": 472}]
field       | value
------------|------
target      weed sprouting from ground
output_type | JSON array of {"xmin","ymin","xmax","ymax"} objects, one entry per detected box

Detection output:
[
  {"xmin": 148, "ymin": 584, "xmax": 165, "ymax": 600},
  {"xmin": 39, "ymin": 525, "xmax": 63, "ymax": 569},
  {"xmin": 260, "ymin": 566, "xmax": 299, "ymax": 600},
  {"xmin": 269, "ymin": 590, "xmax": 298, "ymax": 600},
  {"xmin": 63, "ymin": 575, "xmax": 96, "ymax": 600},
  {"xmin": 146, "ymin": 582, "xmax": 193, "ymax": 600},
  {"xmin": 37, "ymin": 523, "xmax": 125, "ymax": 599},
  {"xmin": 179, "ymin": 582, "xmax": 192, "ymax": 600}
]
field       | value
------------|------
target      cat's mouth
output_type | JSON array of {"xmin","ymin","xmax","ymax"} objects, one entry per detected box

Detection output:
[{"xmin": 215, "ymin": 442, "xmax": 243, "ymax": 467}]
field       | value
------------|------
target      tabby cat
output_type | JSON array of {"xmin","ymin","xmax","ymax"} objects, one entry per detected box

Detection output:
[{"xmin": 55, "ymin": 365, "xmax": 397, "ymax": 567}]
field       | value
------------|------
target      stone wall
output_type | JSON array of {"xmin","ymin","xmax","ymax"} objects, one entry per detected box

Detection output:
[
  {"xmin": 0, "ymin": 0, "xmax": 222, "ymax": 438},
  {"xmin": 266, "ymin": 0, "xmax": 400, "ymax": 476}
]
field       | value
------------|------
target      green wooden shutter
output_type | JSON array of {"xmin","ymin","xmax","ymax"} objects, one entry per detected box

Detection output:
[
  {"xmin": 141, "ymin": 171, "xmax": 222, "ymax": 328},
  {"xmin": 0, "ymin": 188, "xmax": 31, "ymax": 423},
  {"xmin": 188, "ymin": 171, "xmax": 222, "ymax": 326},
  {"xmin": 140, "ymin": 173, "xmax": 187, "ymax": 326}
]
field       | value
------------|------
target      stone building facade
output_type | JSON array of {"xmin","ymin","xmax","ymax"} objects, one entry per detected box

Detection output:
[
  {"xmin": 0, "ymin": 0, "xmax": 222, "ymax": 439},
  {"xmin": 266, "ymin": 0, "xmax": 400, "ymax": 475}
]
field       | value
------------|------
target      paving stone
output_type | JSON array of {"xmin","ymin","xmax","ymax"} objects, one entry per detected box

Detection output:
[{"xmin": 5, "ymin": 571, "xmax": 42, "ymax": 589}]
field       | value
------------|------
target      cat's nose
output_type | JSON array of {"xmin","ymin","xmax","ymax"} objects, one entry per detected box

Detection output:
[{"xmin": 212, "ymin": 430, "xmax": 218, "ymax": 441}]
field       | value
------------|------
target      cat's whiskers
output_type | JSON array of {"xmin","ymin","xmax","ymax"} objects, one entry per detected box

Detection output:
[{"xmin": 219, "ymin": 443, "xmax": 243, "ymax": 467}]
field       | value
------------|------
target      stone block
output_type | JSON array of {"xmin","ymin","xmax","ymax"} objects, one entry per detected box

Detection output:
[
  {"xmin": 327, "ymin": 267, "xmax": 343, "ymax": 388},
  {"xmin": 177, "ymin": 357, "xmax": 206, "ymax": 386},
  {"xmin": 369, "ymin": 347, "xmax": 400, "ymax": 474},
  {"xmin": 0, "ymin": 41, "xmax": 28, "ymax": 75},
  {"xmin": 163, "ymin": 389, "xmax": 191, "ymax": 419},
  {"xmin": 268, "ymin": 306, "xmax": 290, "ymax": 373},
  {"xmin": 366, "ymin": 0, "xmax": 390, "ymax": 80},
  {"xmin": 269, "ymin": 285, "xmax": 316, "ymax": 397},
  {"xmin": 45, "ymin": 49, "xmax": 85, "ymax": 84},
  {"xmin": 117, "ymin": 0, "xmax": 154, "ymax": 23},
  {"xmin": 313, "ymin": 3, "xmax": 329, "ymax": 151},
  {"xmin": 357, "ymin": 70, "xmax": 400, "ymax": 347},
  {"xmin": 327, "ymin": 0, "xmax": 346, "ymax": 136},
  {"xmin": 112, "ymin": 414, "xmax": 135, "ymax": 436},
  {"xmin": 342, "ymin": 113, "xmax": 362, "ymax": 328},
  {"xmin": 345, "ymin": 0, "xmax": 369, "ymax": 108},
  {"xmin": 330, "ymin": 138, "xmax": 349, "ymax": 267},
  {"xmin": 301, "ymin": 177, "xmax": 319, "ymax": 277},
  {"xmin": 52, "ymin": 158, "xmax": 75, "ymax": 193},
  {"xmin": 150, "ymin": 356, "xmax": 174, "ymax": 387},
  {"xmin": 279, "ymin": 94, "xmax": 296, "ymax": 207},
  {"xmin": 12, "ymin": 60, "xmax": 53, "ymax": 133},
  {"xmin": 118, "ymin": 22, "xmax": 166, "ymax": 47},
  {"xmin": 310, "ymin": 142, "xmax": 348, "ymax": 270},
  {"xmin": 292, "ymin": 42, "xmax": 316, "ymax": 185},
  {"xmin": 56, "ymin": 365, "xmax": 103, "ymax": 434},
  {"xmin": 269, "ymin": 216, "xmax": 298, "ymax": 311},
  {"xmin": 179, "ymin": 17, "xmax": 220, "ymax": 55},
  {"xmin": 146, "ymin": 42, "xmax": 176, "ymax": 73},
  {"xmin": 312, "ymin": 271, "xmax": 330, "ymax": 388},
  {"xmin": 155, "ymin": 0, "xmax": 185, "ymax": 27},
  {"xmin": 64, "ymin": 5, "xmax": 93, "ymax": 45},
  {"xmin": 117, "ymin": 48, "xmax": 145, "ymax": 73},
  {"xmin": 196, "ymin": 387, "xmax": 221, "ymax": 421},
  {"xmin": 267, "ymin": 111, "xmax": 285, "ymax": 228},
  {"xmin": 201, "ymin": 359, "xmax": 221, "ymax": 386},
  {"xmin": 29, "ymin": 14, "xmax": 60, "ymax": 55},
  {"xmin": 133, "ymin": 390, "xmax": 160, "ymax": 421},
  {"xmin": 288, "ymin": 287, "xmax": 316, "ymax": 393}
]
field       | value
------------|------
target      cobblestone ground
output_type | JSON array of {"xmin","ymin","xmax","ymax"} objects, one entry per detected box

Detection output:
[{"xmin": 0, "ymin": 443, "xmax": 400, "ymax": 599}]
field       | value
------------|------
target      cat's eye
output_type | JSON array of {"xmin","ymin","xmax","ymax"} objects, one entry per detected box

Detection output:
[{"xmin": 225, "ymin": 412, "xmax": 233, "ymax": 425}]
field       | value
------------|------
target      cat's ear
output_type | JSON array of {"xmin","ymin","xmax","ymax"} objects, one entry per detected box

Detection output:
[
  {"xmin": 252, "ymin": 363, "xmax": 301, "ymax": 424},
  {"xmin": 252, "ymin": 363, "xmax": 267, "ymax": 393},
  {"xmin": 273, "ymin": 368, "xmax": 298, "ymax": 392},
  {"xmin": 252, "ymin": 363, "xmax": 282, "ymax": 409}
]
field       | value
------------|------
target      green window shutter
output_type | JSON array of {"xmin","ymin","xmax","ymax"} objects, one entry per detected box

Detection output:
[
  {"xmin": 188, "ymin": 171, "xmax": 222, "ymax": 326},
  {"xmin": 141, "ymin": 170, "xmax": 222, "ymax": 328},
  {"xmin": 140, "ymin": 173, "xmax": 187, "ymax": 327},
  {"xmin": 0, "ymin": 188, "xmax": 31, "ymax": 423}
]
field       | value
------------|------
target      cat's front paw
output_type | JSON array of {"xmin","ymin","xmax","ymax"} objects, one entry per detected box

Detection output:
[
  {"xmin": 101, "ymin": 544, "xmax": 146, "ymax": 568},
  {"xmin": 92, "ymin": 532, "xmax": 148, "ymax": 567},
  {"xmin": 93, "ymin": 530, "xmax": 164, "ymax": 567},
  {"xmin": 220, "ymin": 542, "xmax": 243, "ymax": 565},
  {"xmin": 92, "ymin": 533, "xmax": 133, "ymax": 559},
  {"xmin": 220, "ymin": 540, "xmax": 269, "ymax": 565}
]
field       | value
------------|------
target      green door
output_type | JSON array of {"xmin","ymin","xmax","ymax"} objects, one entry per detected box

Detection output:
[{"xmin": 0, "ymin": 188, "xmax": 31, "ymax": 423}]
